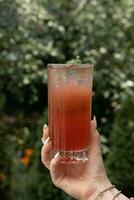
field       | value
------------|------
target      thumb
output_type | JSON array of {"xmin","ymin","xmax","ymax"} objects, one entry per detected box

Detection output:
[{"xmin": 89, "ymin": 116, "xmax": 101, "ymax": 157}]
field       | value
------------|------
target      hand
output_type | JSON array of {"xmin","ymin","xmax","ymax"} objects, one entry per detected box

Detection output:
[{"xmin": 41, "ymin": 118, "xmax": 112, "ymax": 200}]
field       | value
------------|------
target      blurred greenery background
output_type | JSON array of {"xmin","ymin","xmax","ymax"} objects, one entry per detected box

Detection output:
[{"xmin": 0, "ymin": 0, "xmax": 134, "ymax": 199}]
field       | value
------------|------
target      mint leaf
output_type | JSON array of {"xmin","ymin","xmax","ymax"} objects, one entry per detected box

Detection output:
[
  {"xmin": 67, "ymin": 56, "xmax": 82, "ymax": 64},
  {"xmin": 75, "ymin": 56, "xmax": 81, "ymax": 64}
]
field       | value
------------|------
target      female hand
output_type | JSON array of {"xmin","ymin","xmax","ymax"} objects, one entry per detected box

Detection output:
[{"xmin": 41, "ymin": 118, "xmax": 112, "ymax": 200}]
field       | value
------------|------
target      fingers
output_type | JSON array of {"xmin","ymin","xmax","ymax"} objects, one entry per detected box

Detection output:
[
  {"xmin": 50, "ymin": 153, "xmax": 65, "ymax": 187},
  {"xmin": 50, "ymin": 153, "xmax": 60, "ymax": 182},
  {"xmin": 41, "ymin": 137, "xmax": 51, "ymax": 169},
  {"xmin": 42, "ymin": 124, "xmax": 49, "ymax": 141},
  {"xmin": 41, "ymin": 124, "xmax": 51, "ymax": 169},
  {"xmin": 41, "ymin": 124, "xmax": 65, "ymax": 187}
]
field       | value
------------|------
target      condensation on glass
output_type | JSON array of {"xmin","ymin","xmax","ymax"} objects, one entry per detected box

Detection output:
[{"xmin": 47, "ymin": 64, "xmax": 93, "ymax": 163}]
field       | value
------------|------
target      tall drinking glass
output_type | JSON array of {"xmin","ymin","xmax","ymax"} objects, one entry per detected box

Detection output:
[{"xmin": 47, "ymin": 64, "xmax": 93, "ymax": 162}]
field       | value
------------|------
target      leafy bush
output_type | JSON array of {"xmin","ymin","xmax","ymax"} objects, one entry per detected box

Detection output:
[
  {"xmin": 106, "ymin": 89, "xmax": 134, "ymax": 197},
  {"xmin": 10, "ymin": 110, "xmax": 72, "ymax": 200}
]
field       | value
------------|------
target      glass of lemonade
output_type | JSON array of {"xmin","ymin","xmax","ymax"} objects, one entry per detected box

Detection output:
[{"xmin": 47, "ymin": 64, "xmax": 93, "ymax": 163}]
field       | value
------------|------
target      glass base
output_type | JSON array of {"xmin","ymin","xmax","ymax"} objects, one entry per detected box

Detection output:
[{"xmin": 51, "ymin": 148, "xmax": 89, "ymax": 163}]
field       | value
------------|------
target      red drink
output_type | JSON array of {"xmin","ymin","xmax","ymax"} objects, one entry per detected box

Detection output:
[{"xmin": 48, "ymin": 64, "xmax": 93, "ymax": 162}]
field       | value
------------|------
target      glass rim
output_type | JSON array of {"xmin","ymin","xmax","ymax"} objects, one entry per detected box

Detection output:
[{"xmin": 47, "ymin": 63, "xmax": 93, "ymax": 69}]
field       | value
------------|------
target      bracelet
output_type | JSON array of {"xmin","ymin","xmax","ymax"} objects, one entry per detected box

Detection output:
[
  {"xmin": 95, "ymin": 185, "xmax": 133, "ymax": 200},
  {"xmin": 113, "ymin": 191, "xmax": 121, "ymax": 200},
  {"xmin": 95, "ymin": 185, "xmax": 115, "ymax": 200}
]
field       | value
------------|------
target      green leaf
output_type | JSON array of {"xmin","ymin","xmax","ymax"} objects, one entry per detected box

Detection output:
[{"xmin": 67, "ymin": 56, "xmax": 82, "ymax": 64}]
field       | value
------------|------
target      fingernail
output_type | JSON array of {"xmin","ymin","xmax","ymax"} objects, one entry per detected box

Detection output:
[
  {"xmin": 41, "ymin": 137, "xmax": 50, "ymax": 145},
  {"xmin": 44, "ymin": 137, "xmax": 50, "ymax": 145},
  {"xmin": 54, "ymin": 152, "xmax": 60, "ymax": 159},
  {"xmin": 93, "ymin": 116, "xmax": 97, "ymax": 128},
  {"xmin": 43, "ymin": 124, "xmax": 48, "ymax": 131}
]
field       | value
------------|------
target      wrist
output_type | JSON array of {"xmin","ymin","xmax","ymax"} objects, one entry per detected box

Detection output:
[
  {"xmin": 82, "ymin": 178, "xmax": 112, "ymax": 200},
  {"xmin": 86, "ymin": 179, "xmax": 129, "ymax": 200},
  {"xmin": 89, "ymin": 179, "xmax": 113, "ymax": 200}
]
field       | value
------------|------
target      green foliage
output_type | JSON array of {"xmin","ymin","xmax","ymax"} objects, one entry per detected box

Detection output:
[
  {"xmin": 106, "ymin": 90, "xmax": 134, "ymax": 196},
  {"xmin": 0, "ymin": 0, "xmax": 134, "ymax": 199},
  {"xmin": 0, "ymin": 0, "xmax": 134, "ymax": 114},
  {"xmin": 10, "ymin": 110, "xmax": 72, "ymax": 200}
]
